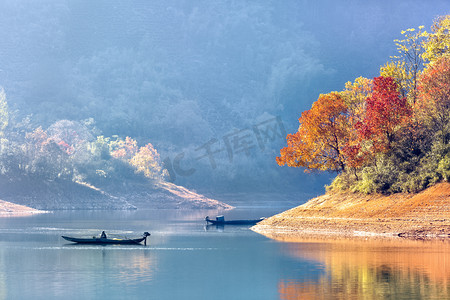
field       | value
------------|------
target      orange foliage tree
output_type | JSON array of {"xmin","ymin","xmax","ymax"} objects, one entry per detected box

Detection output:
[{"xmin": 276, "ymin": 92, "xmax": 351, "ymax": 172}]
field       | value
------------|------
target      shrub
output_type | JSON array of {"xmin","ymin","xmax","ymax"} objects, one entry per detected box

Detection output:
[
  {"xmin": 327, "ymin": 172, "xmax": 353, "ymax": 192},
  {"xmin": 437, "ymin": 153, "xmax": 450, "ymax": 181}
]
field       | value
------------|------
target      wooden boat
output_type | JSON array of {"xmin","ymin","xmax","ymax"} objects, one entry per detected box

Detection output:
[
  {"xmin": 205, "ymin": 216, "xmax": 265, "ymax": 225},
  {"xmin": 62, "ymin": 232, "xmax": 150, "ymax": 245}
]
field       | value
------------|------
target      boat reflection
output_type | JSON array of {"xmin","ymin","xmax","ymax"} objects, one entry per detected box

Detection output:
[
  {"xmin": 204, "ymin": 223, "xmax": 257, "ymax": 232},
  {"xmin": 205, "ymin": 224, "xmax": 225, "ymax": 231},
  {"xmin": 274, "ymin": 236, "xmax": 450, "ymax": 299}
]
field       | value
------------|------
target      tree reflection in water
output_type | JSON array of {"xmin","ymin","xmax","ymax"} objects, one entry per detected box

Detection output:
[{"xmin": 275, "ymin": 236, "xmax": 450, "ymax": 299}]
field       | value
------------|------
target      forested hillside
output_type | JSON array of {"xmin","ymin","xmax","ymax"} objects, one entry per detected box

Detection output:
[{"xmin": 0, "ymin": 91, "xmax": 233, "ymax": 209}]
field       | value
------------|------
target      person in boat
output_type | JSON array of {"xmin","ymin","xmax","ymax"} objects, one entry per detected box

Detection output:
[{"xmin": 101, "ymin": 231, "xmax": 107, "ymax": 239}]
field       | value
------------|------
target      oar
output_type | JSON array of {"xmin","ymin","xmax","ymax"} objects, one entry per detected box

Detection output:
[
  {"xmin": 120, "ymin": 232, "xmax": 151, "ymax": 246},
  {"xmin": 116, "ymin": 234, "xmax": 142, "ymax": 245}
]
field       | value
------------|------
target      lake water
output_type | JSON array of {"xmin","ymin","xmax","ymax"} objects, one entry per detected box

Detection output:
[{"xmin": 0, "ymin": 201, "xmax": 449, "ymax": 299}]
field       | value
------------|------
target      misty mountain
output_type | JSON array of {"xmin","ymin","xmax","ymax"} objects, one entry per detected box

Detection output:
[{"xmin": 0, "ymin": 0, "xmax": 449, "ymax": 193}]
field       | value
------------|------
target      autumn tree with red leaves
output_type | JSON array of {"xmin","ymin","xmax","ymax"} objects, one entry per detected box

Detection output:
[
  {"xmin": 340, "ymin": 77, "xmax": 373, "ymax": 171},
  {"xmin": 358, "ymin": 76, "xmax": 412, "ymax": 152},
  {"xmin": 416, "ymin": 56, "xmax": 450, "ymax": 143}
]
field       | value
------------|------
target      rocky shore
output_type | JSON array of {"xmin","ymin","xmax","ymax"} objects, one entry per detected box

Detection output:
[{"xmin": 252, "ymin": 182, "xmax": 450, "ymax": 239}]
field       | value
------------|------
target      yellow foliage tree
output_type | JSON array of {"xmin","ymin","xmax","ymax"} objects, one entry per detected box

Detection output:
[
  {"xmin": 380, "ymin": 61, "xmax": 409, "ymax": 98},
  {"xmin": 385, "ymin": 26, "xmax": 427, "ymax": 103},
  {"xmin": 341, "ymin": 77, "xmax": 372, "ymax": 121},
  {"xmin": 422, "ymin": 15, "xmax": 450, "ymax": 63},
  {"xmin": 129, "ymin": 143, "xmax": 164, "ymax": 180}
]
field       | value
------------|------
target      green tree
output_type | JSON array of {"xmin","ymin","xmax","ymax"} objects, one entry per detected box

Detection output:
[
  {"xmin": 0, "ymin": 88, "xmax": 9, "ymax": 136},
  {"xmin": 90, "ymin": 135, "xmax": 111, "ymax": 160}
]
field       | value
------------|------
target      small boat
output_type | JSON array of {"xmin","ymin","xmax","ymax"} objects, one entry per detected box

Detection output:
[
  {"xmin": 62, "ymin": 232, "xmax": 150, "ymax": 245},
  {"xmin": 205, "ymin": 215, "xmax": 265, "ymax": 225}
]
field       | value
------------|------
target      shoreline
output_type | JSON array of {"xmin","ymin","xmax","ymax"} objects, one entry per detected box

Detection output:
[
  {"xmin": 0, "ymin": 177, "xmax": 232, "ymax": 211},
  {"xmin": 252, "ymin": 221, "xmax": 450, "ymax": 241},
  {"xmin": 0, "ymin": 199, "xmax": 48, "ymax": 217},
  {"xmin": 252, "ymin": 182, "xmax": 450, "ymax": 240}
]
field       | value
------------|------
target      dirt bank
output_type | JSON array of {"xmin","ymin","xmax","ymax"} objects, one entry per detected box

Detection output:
[
  {"xmin": 0, "ymin": 199, "xmax": 47, "ymax": 216},
  {"xmin": 252, "ymin": 182, "xmax": 450, "ymax": 239}
]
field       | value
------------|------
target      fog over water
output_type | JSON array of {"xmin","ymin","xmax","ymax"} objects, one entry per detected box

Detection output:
[{"xmin": 0, "ymin": 0, "xmax": 449, "ymax": 193}]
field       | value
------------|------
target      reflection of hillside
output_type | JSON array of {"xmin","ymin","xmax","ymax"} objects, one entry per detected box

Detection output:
[
  {"xmin": 0, "ymin": 247, "xmax": 156, "ymax": 297},
  {"xmin": 113, "ymin": 250, "xmax": 155, "ymax": 284},
  {"xmin": 0, "ymin": 249, "xmax": 6, "ymax": 300},
  {"xmin": 276, "ymin": 237, "xmax": 450, "ymax": 299}
]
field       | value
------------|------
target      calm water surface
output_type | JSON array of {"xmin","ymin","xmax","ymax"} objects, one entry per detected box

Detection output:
[{"xmin": 0, "ymin": 201, "xmax": 448, "ymax": 299}]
